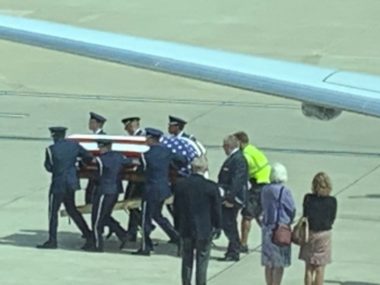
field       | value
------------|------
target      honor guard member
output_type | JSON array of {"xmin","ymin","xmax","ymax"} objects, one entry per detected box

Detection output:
[
  {"xmin": 85, "ymin": 112, "xmax": 107, "ymax": 204},
  {"xmin": 122, "ymin": 116, "xmax": 146, "ymax": 136},
  {"xmin": 133, "ymin": 128, "xmax": 183, "ymax": 256},
  {"xmin": 88, "ymin": 112, "xmax": 107, "ymax": 135},
  {"xmin": 168, "ymin": 115, "xmax": 208, "ymax": 176},
  {"xmin": 85, "ymin": 139, "xmax": 136, "ymax": 252},
  {"xmin": 217, "ymin": 135, "xmax": 248, "ymax": 261},
  {"xmin": 120, "ymin": 116, "xmax": 145, "ymax": 242},
  {"xmin": 37, "ymin": 127, "xmax": 93, "ymax": 249},
  {"xmin": 234, "ymin": 131, "xmax": 271, "ymax": 253}
]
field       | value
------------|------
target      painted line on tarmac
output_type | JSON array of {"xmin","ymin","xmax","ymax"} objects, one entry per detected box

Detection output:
[{"xmin": 0, "ymin": 112, "xmax": 29, "ymax": 119}]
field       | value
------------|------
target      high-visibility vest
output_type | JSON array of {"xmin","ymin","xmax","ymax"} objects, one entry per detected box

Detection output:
[{"xmin": 243, "ymin": 144, "xmax": 271, "ymax": 184}]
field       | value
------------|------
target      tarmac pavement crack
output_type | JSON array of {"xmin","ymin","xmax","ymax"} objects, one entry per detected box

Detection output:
[
  {"xmin": 0, "ymin": 185, "xmax": 49, "ymax": 210},
  {"xmin": 334, "ymin": 163, "xmax": 380, "ymax": 197}
]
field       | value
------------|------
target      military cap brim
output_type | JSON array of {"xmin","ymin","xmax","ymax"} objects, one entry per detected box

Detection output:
[
  {"xmin": 169, "ymin": 115, "xmax": 187, "ymax": 126},
  {"xmin": 90, "ymin": 112, "xmax": 107, "ymax": 123},
  {"xmin": 49, "ymin": 126, "xmax": 67, "ymax": 134},
  {"xmin": 121, "ymin": 117, "xmax": 140, "ymax": 124},
  {"xmin": 96, "ymin": 139, "xmax": 113, "ymax": 147},
  {"xmin": 145, "ymin": 127, "xmax": 163, "ymax": 138}
]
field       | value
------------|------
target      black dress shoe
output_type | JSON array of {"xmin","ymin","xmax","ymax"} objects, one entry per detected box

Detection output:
[
  {"xmin": 240, "ymin": 244, "xmax": 249, "ymax": 253},
  {"xmin": 217, "ymin": 255, "xmax": 240, "ymax": 262},
  {"xmin": 167, "ymin": 238, "xmax": 179, "ymax": 245},
  {"xmin": 126, "ymin": 232, "xmax": 137, "ymax": 242},
  {"xmin": 81, "ymin": 239, "xmax": 95, "ymax": 250},
  {"xmin": 36, "ymin": 240, "xmax": 57, "ymax": 249},
  {"xmin": 131, "ymin": 248, "xmax": 151, "ymax": 256},
  {"xmin": 105, "ymin": 229, "xmax": 114, "ymax": 240},
  {"xmin": 83, "ymin": 245, "xmax": 104, "ymax": 253},
  {"xmin": 119, "ymin": 232, "xmax": 138, "ymax": 249}
]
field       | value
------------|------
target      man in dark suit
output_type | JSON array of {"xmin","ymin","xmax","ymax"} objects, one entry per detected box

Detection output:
[
  {"xmin": 37, "ymin": 127, "xmax": 93, "ymax": 249},
  {"xmin": 173, "ymin": 157, "xmax": 222, "ymax": 285},
  {"xmin": 217, "ymin": 135, "xmax": 248, "ymax": 261}
]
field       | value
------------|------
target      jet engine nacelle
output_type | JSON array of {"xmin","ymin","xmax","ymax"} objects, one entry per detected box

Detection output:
[{"xmin": 301, "ymin": 103, "xmax": 342, "ymax": 121}]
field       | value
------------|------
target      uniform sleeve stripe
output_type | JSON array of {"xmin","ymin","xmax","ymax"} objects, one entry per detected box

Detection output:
[{"xmin": 96, "ymin": 157, "xmax": 103, "ymax": 176}]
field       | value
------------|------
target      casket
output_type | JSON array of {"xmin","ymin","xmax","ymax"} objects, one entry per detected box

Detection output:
[{"xmin": 67, "ymin": 134, "xmax": 149, "ymax": 182}]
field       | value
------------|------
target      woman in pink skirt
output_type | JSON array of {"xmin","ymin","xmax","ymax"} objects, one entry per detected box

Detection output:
[{"xmin": 299, "ymin": 172, "xmax": 337, "ymax": 285}]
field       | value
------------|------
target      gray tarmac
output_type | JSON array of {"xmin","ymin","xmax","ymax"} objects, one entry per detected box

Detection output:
[{"xmin": 1, "ymin": 1, "xmax": 380, "ymax": 284}]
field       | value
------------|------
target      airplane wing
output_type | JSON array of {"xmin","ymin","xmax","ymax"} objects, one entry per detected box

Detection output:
[{"xmin": 1, "ymin": 15, "xmax": 380, "ymax": 120}]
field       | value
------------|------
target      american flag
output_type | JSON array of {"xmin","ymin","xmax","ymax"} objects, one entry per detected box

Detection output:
[{"xmin": 161, "ymin": 136, "xmax": 198, "ymax": 176}]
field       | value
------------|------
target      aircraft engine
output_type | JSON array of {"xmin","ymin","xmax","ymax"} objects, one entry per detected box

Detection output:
[{"xmin": 301, "ymin": 103, "xmax": 342, "ymax": 121}]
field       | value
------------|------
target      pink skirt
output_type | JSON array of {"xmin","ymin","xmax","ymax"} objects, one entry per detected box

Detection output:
[{"xmin": 299, "ymin": 230, "xmax": 332, "ymax": 266}]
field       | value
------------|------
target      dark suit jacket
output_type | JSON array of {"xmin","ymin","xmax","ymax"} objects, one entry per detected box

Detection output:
[
  {"xmin": 45, "ymin": 139, "xmax": 93, "ymax": 193},
  {"xmin": 95, "ymin": 151, "xmax": 133, "ymax": 195},
  {"xmin": 141, "ymin": 143, "xmax": 186, "ymax": 201},
  {"xmin": 218, "ymin": 150, "xmax": 248, "ymax": 206},
  {"xmin": 173, "ymin": 174, "xmax": 222, "ymax": 240}
]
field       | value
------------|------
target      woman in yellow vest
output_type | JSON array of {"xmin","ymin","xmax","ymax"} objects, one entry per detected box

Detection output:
[{"xmin": 234, "ymin": 131, "xmax": 271, "ymax": 253}]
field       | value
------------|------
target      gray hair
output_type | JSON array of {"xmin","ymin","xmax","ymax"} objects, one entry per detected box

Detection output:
[
  {"xmin": 191, "ymin": 156, "xmax": 208, "ymax": 174},
  {"xmin": 270, "ymin": 162, "xmax": 288, "ymax": 183},
  {"xmin": 223, "ymin": 135, "xmax": 240, "ymax": 149}
]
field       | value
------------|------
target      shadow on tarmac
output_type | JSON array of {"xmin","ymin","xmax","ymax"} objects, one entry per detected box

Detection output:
[
  {"xmin": 326, "ymin": 281, "xmax": 380, "ymax": 285},
  {"xmin": 0, "ymin": 229, "xmax": 180, "ymax": 257}
]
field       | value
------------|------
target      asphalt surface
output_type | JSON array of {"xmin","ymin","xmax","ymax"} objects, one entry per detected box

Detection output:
[{"xmin": 1, "ymin": 1, "xmax": 380, "ymax": 284}]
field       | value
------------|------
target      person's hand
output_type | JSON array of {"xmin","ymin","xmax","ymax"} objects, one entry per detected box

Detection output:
[
  {"xmin": 212, "ymin": 228, "xmax": 222, "ymax": 240},
  {"xmin": 223, "ymin": 201, "xmax": 234, "ymax": 208}
]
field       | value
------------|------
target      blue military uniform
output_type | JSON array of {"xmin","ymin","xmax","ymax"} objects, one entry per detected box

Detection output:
[
  {"xmin": 85, "ymin": 112, "xmax": 107, "ymax": 204},
  {"xmin": 135, "ymin": 128, "xmax": 183, "ymax": 255},
  {"xmin": 89, "ymin": 140, "xmax": 134, "ymax": 251},
  {"xmin": 37, "ymin": 127, "xmax": 93, "ymax": 249},
  {"xmin": 121, "ymin": 116, "xmax": 145, "ymax": 242}
]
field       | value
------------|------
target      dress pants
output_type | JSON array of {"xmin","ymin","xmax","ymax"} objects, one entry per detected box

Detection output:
[
  {"xmin": 181, "ymin": 237, "xmax": 212, "ymax": 285},
  {"xmin": 48, "ymin": 190, "xmax": 91, "ymax": 242},
  {"xmin": 91, "ymin": 192, "xmax": 126, "ymax": 250},
  {"xmin": 141, "ymin": 196, "xmax": 179, "ymax": 251},
  {"xmin": 222, "ymin": 205, "xmax": 240, "ymax": 258}
]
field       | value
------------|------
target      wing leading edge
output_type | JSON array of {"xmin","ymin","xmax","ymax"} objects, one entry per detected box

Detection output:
[{"xmin": 1, "ymin": 15, "xmax": 380, "ymax": 118}]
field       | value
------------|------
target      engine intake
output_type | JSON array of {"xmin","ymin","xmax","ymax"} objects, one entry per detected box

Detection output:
[{"xmin": 301, "ymin": 103, "xmax": 342, "ymax": 121}]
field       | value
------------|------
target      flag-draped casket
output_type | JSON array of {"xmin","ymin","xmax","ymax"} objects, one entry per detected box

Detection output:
[{"xmin": 67, "ymin": 134, "xmax": 149, "ymax": 181}]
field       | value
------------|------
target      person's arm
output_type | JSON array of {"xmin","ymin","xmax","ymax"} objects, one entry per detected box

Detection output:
[
  {"xmin": 78, "ymin": 144, "xmax": 93, "ymax": 164},
  {"xmin": 283, "ymin": 188, "xmax": 296, "ymax": 223},
  {"xmin": 302, "ymin": 194, "xmax": 308, "ymax": 218},
  {"xmin": 172, "ymin": 184, "xmax": 180, "ymax": 231},
  {"xmin": 44, "ymin": 147, "xmax": 53, "ymax": 173},
  {"xmin": 211, "ymin": 184, "xmax": 223, "ymax": 230},
  {"xmin": 225, "ymin": 156, "xmax": 248, "ymax": 204},
  {"xmin": 330, "ymin": 197, "xmax": 338, "ymax": 224},
  {"xmin": 121, "ymin": 155, "xmax": 136, "ymax": 167}
]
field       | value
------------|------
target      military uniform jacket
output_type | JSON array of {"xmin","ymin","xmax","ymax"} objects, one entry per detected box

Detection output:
[
  {"xmin": 141, "ymin": 144, "xmax": 185, "ymax": 201},
  {"xmin": 95, "ymin": 151, "xmax": 133, "ymax": 195},
  {"xmin": 218, "ymin": 150, "xmax": 248, "ymax": 205},
  {"xmin": 45, "ymin": 139, "xmax": 92, "ymax": 194},
  {"xmin": 173, "ymin": 174, "xmax": 222, "ymax": 240}
]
